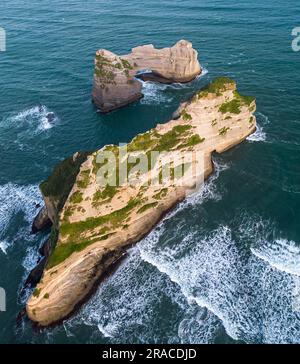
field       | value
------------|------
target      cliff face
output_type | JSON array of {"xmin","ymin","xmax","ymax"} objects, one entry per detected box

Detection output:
[
  {"xmin": 39, "ymin": 152, "xmax": 90, "ymax": 226},
  {"xmin": 27, "ymin": 78, "xmax": 256, "ymax": 326},
  {"xmin": 92, "ymin": 40, "xmax": 201, "ymax": 112}
]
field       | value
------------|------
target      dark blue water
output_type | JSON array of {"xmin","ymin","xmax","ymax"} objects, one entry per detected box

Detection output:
[{"xmin": 0, "ymin": 0, "xmax": 300, "ymax": 343}]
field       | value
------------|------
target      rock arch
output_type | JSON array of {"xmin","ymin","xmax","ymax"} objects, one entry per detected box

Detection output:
[{"xmin": 92, "ymin": 40, "xmax": 201, "ymax": 113}]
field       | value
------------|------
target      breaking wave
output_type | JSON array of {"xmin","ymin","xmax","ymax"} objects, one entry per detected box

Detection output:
[
  {"xmin": 0, "ymin": 183, "xmax": 42, "ymax": 255},
  {"xmin": 247, "ymin": 112, "xmax": 270, "ymax": 142},
  {"xmin": 247, "ymin": 123, "xmax": 266, "ymax": 142},
  {"xmin": 0, "ymin": 240, "xmax": 9, "ymax": 255},
  {"xmin": 0, "ymin": 105, "xmax": 59, "ymax": 152},
  {"xmin": 251, "ymin": 238, "xmax": 300, "ymax": 277},
  {"xmin": 140, "ymin": 66, "xmax": 208, "ymax": 105},
  {"xmin": 138, "ymin": 215, "xmax": 300, "ymax": 344},
  {"xmin": 9, "ymin": 105, "xmax": 58, "ymax": 132}
]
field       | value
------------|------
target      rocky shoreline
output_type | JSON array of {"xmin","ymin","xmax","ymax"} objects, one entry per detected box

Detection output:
[{"xmin": 25, "ymin": 76, "xmax": 256, "ymax": 326}]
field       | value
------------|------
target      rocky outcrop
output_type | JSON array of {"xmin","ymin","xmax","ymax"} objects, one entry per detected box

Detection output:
[
  {"xmin": 39, "ymin": 152, "xmax": 90, "ymax": 226},
  {"xmin": 24, "ymin": 258, "xmax": 48, "ymax": 288},
  {"xmin": 27, "ymin": 78, "xmax": 256, "ymax": 326},
  {"xmin": 31, "ymin": 206, "xmax": 52, "ymax": 234},
  {"xmin": 92, "ymin": 40, "xmax": 201, "ymax": 112}
]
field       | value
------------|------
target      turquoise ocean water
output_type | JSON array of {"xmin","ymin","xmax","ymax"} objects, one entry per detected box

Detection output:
[{"xmin": 0, "ymin": 0, "xmax": 300, "ymax": 343}]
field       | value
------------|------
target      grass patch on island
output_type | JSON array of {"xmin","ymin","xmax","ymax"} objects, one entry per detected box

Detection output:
[{"xmin": 137, "ymin": 202, "xmax": 158, "ymax": 214}]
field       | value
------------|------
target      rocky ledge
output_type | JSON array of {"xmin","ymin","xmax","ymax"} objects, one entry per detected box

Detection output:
[
  {"xmin": 27, "ymin": 78, "xmax": 256, "ymax": 326},
  {"xmin": 92, "ymin": 40, "xmax": 201, "ymax": 112}
]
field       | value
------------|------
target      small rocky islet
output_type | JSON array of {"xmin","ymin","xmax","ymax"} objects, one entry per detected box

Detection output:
[{"xmin": 25, "ymin": 40, "xmax": 256, "ymax": 326}]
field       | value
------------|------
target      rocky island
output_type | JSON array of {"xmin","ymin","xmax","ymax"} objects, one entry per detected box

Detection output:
[
  {"xmin": 92, "ymin": 40, "xmax": 201, "ymax": 112},
  {"xmin": 26, "ymin": 77, "xmax": 256, "ymax": 326}
]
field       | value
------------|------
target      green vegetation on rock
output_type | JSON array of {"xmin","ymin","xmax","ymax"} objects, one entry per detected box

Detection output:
[
  {"xmin": 181, "ymin": 109, "xmax": 192, "ymax": 121},
  {"xmin": 156, "ymin": 125, "xmax": 193, "ymax": 151},
  {"xmin": 219, "ymin": 126, "xmax": 230, "ymax": 136},
  {"xmin": 47, "ymin": 198, "xmax": 143, "ymax": 268},
  {"xmin": 40, "ymin": 152, "xmax": 89, "ymax": 214},
  {"xmin": 137, "ymin": 202, "xmax": 158, "ymax": 214},
  {"xmin": 33, "ymin": 288, "xmax": 41, "ymax": 298},
  {"xmin": 219, "ymin": 90, "xmax": 255, "ymax": 115},
  {"xmin": 69, "ymin": 191, "xmax": 83, "ymax": 204},
  {"xmin": 219, "ymin": 98, "xmax": 242, "ymax": 114},
  {"xmin": 197, "ymin": 77, "xmax": 235, "ymax": 98},
  {"xmin": 179, "ymin": 134, "xmax": 205, "ymax": 149},
  {"xmin": 77, "ymin": 170, "xmax": 90, "ymax": 189},
  {"xmin": 153, "ymin": 188, "xmax": 168, "ymax": 200},
  {"xmin": 44, "ymin": 78, "xmax": 256, "ymax": 270},
  {"xmin": 95, "ymin": 54, "xmax": 134, "ymax": 88},
  {"xmin": 92, "ymin": 185, "xmax": 118, "ymax": 207}
]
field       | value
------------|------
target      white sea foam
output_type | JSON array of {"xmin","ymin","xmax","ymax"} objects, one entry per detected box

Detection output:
[
  {"xmin": 138, "ymin": 215, "xmax": 300, "ymax": 344},
  {"xmin": 251, "ymin": 239, "xmax": 300, "ymax": 277},
  {"xmin": 0, "ymin": 106, "xmax": 58, "ymax": 150},
  {"xmin": 0, "ymin": 240, "xmax": 9, "ymax": 255},
  {"xmin": 140, "ymin": 82, "xmax": 173, "ymax": 105},
  {"xmin": 196, "ymin": 66, "xmax": 209, "ymax": 79},
  {"xmin": 60, "ymin": 155, "xmax": 300, "ymax": 344},
  {"xmin": 97, "ymin": 323, "xmax": 118, "ymax": 338},
  {"xmin": 177, "ymin": 304, "xmax": 222, "ymax": 344},
  {"xmin": 0, "ymin": 183, "xmax": 42, "ymax": 253},
  {"xmin": 67, "ymin": 246, "xmax": 221, "ymax": 344},
  {"xmin": 139, "ymin": 226, "xmax": 243, "ymax": 341},
  {"xmin": 11, "ymin": 105, "xmax": 58, "ymax": 132},
  {"xmin": 140, "ymin": 65, "xmax": 208, "ymax": 105},
  {"xmin": 21, "ymin": 246, "xmax": 40, "ymax": 272},
  {"xmin": 247, "ymin": 112, "xmax": 270, "ymax": 142},
  {"xmin": 247, "ymin": 123, "xmax": 266, "ymax": 142},
  {"xmin": 67, "ymin": 249, "xmax": 182, "ymax": 343}
]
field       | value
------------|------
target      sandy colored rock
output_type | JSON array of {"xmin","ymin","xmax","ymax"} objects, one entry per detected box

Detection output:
[
  {"xmin": 92, "ymin": 40, "xmax": 201, "ymax": 112},
  {"xmin": 27, "ymin": 78, "xmax": 256, "ymax": 326}
]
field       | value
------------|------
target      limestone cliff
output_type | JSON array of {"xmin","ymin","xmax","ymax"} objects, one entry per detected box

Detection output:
[
  {"xmin": 27, "ymin": 78, "xmax": 256, "ymax": 326},
  {"xmin": 92, "ymin": 40, "xmax": 201, "ymax": 112}
]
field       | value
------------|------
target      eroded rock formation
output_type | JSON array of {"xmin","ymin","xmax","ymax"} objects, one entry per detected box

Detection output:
[
  {"xmin": 26, "ymin": 78, "xmax": 256, "ymax": 326},
  {"xmin": 31, "ymin": 206, "xmax": 52, "ymax": 234},
  {"xmin": 92, "ymin": 40, "xmax": 201, "ymax": 112}
]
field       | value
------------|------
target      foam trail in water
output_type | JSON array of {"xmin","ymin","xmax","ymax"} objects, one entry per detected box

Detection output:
[
  {"xmin": 247, "ymin": 123, "xmax": 266, "ymax": 142},
  {"xmin": 0, "ymin": 240, "xmax": 9, "ymax": 255},
  {"xmin": 251, "ymin": 239, "xmax": 300, "ymax": 277},
  {"xmin": 196, "ymin": 66, "xmax": 209, "ymax": 79},
  {"xmin": 0, "ymin": 183, "xmax": 44, "ymax": 307},
  {"xmin": 0, "ymin": 183, "xmax": 42, "ymax": 254},
  {"xmin": 65, "ymin": 249, "xmax": 183, "ymax": 343},
  {"xmin": 11, "ymin": 105, "xmax": 58, "ymax": 131},
  {"xmin": 140, "ymin": 65, "xmax": 208, "ymax": 105},
  {"xmin": 140, "ymin": 82, "xmax": 173, "ymax": 104},
  {"xmin": 139, "ymin": 226, "xmax": 243, "ymax": 341},
  {"xmin": 65, "ymin": 246, "xmax": 222, "ymax": 344},
  {"xmin": 247, "ymin": 112, "xmax": 270, "ymax": 142},
  {"xmin": 139, "ymin": 213, "xmax": 300, "ymax": 343}
]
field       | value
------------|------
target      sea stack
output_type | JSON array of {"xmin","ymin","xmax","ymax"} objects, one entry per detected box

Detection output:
[
  {"xmin": 26, "ymin": 78, "xmax": 256, "ymax": 326},
  {"xmin": 92, "ymin": 40, "xmax": 201, "ymax": 112}
]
